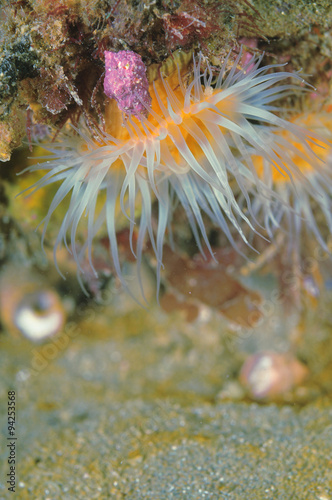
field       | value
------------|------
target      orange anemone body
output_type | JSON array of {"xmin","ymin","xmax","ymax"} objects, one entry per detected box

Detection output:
[
  {"xmin": 104, "ymin": 53, "xmax": 238, "ymax": 177},
  {"xmin": 252, "ymin": 110, "xmax": 332, "ymax": 184}
]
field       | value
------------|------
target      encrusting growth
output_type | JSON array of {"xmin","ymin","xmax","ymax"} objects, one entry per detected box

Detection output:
[{"xmin": 103, "ymin": 50, "xmax": 152, "ymax": 118}]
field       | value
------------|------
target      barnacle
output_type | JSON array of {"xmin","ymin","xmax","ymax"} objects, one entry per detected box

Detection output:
[{"xmin": 22, "ymin": 49, "xmax": 331, "ymax": 300}]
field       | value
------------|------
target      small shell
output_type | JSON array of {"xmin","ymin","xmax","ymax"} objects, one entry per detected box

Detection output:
[
  {"xmin": 0, "ymin": 268, "xmax": 66, "ymax": 342},
  {"xmin": 240, "ymin": 351, "xmax": 309, "ymax": 400}
]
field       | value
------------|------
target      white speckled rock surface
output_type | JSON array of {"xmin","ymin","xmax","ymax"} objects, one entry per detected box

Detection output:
[{"xmin": 0, "ymin": 302, "xmax": 331, "ymax": 500}]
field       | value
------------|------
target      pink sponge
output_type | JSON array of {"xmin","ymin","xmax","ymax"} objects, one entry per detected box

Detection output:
[{"xmin": 104, "ymin": 50, "xmax": 152, "ymax": 118}]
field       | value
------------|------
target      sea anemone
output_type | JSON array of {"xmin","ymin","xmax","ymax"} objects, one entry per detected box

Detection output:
[
  {"xmin": 249, "ymin": 109, "xmax": 332, "ymax": 250},
  {"xmin": 22, "ymin": 49, "xmax": 330, "ymax": 299}
]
